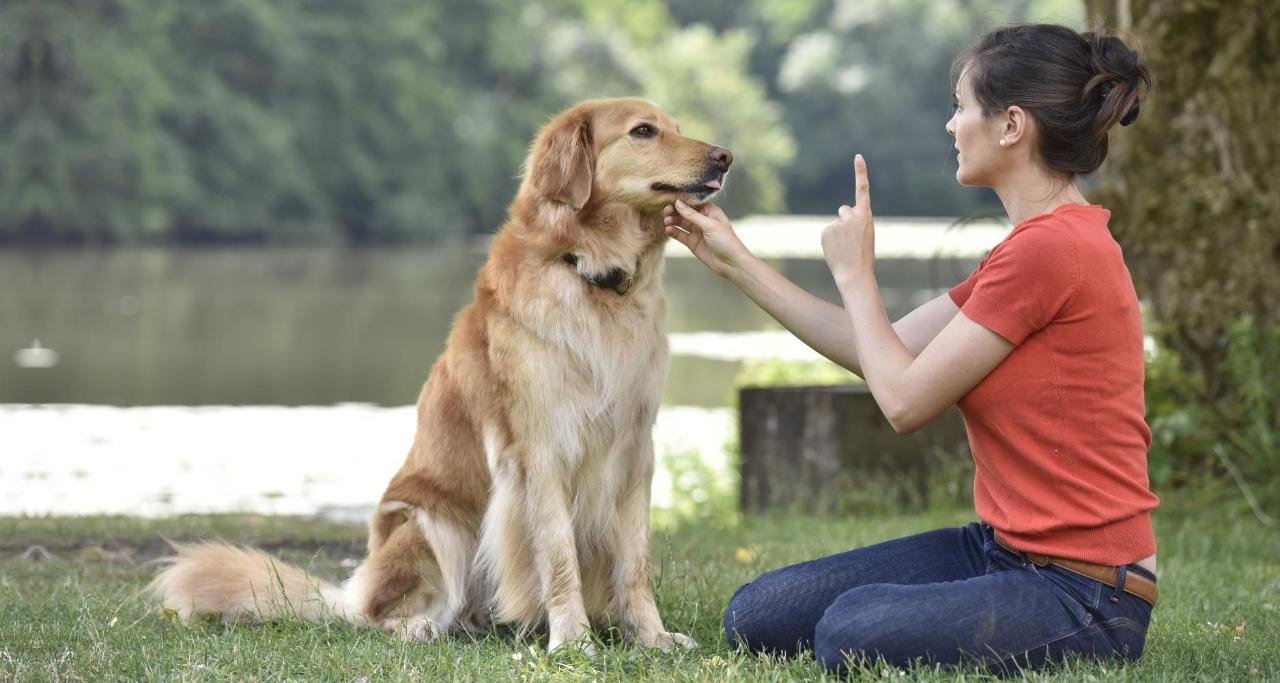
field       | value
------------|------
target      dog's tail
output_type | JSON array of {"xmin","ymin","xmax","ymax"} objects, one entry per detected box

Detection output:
[{"xmin": 150, "ymin": 541, "xmax": 354, "ymax": 624}]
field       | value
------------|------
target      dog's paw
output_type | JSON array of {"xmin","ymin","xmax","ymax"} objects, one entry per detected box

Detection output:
[
  {"xmin": 556, "ymin": 638, "xmax": 598, "ymax": 657},
  {"xmin": 640, "ymin": 631, "xmax": 698, "ymax": 651},
  {"xmin": 548, "ymin": 628, "xmax": 596, "ymax": 656},
  {"xmin": 386, "ymin": 616, "xmax": 443, "ymax": 643}
]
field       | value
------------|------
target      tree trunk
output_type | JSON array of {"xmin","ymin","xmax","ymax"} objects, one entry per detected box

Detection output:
[
  {"xmin": 1084, "ymin": 0, "xmax": 1280, "ymax": 397},
  {"xmin": 738, "ymin": 384, "xmax": 969, "ymax": 514}
]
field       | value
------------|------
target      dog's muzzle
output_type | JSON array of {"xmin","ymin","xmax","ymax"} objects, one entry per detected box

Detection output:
[{"xmin": 562, "ymin": 253, "xmax": 634, "ymax": 296}]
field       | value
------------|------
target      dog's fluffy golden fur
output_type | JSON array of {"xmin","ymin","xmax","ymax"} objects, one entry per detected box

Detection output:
[{"xmin": 151, "ymin": 98, "xmax": 732, "ymax": 652}]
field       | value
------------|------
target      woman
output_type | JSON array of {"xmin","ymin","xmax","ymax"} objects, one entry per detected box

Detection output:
[{"xmin": 664, "ymin": 24, "xmax": 1158, "ymax": 673}]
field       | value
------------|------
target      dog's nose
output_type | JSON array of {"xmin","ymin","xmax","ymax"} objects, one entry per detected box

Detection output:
[{"xmin": 708, "ymin": 146, "xmax": 733, "ymax": 172}]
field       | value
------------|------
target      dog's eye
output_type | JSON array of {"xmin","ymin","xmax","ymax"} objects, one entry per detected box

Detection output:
[{"xmin": 629, "ymin": 124, "xmax": 657, "ymax": 139}]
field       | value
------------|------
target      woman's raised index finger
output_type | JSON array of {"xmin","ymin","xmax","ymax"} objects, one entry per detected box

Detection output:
[{"xmin": 854, "ymin": 154, "xmax": 870, "ymax": 211}]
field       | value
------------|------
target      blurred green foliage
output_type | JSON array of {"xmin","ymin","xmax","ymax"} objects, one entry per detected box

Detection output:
[
  {"xmin": 733, "ymin": 356, "xmax": 857, "ymax": 388},
  {"xmin": 669, "ymin": 0, "xmax": 1084, "ymax": 215},
  {"xmin": 1144, "ymin": 319, "xmax": 1279, "ymax": 516},
  {"xmin": 653, "ymin": 445, "xmax": 739, "ymax": 532},
  {"xmin": 1, "ymin": 0, "xmax": 1081, "ymax": 243}
]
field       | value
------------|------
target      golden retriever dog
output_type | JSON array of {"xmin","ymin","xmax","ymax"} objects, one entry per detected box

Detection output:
[{"xmin": 151, "ymin": 98, "xmax": 732, "ymax": 653}]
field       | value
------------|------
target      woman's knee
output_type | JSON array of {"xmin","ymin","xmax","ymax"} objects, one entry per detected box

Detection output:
[
  {"xmin": 812, "ymin": 584, "xmax": 903, "ymax": 672},
  {"xmin": 722, "ymin": 581, "xmax": 767, "ymax": 649},
  {"xmin": 722, "ymin": 575, "xmax": 806, "ymax": 655}
]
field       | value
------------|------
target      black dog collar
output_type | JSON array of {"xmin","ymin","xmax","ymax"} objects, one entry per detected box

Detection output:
[{"xmin": 562, "ymin": 253, "xmax": 634, "ymax": 296}]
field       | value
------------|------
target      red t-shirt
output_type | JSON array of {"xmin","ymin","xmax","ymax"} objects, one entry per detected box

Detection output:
[{"xmin": 949, "ymin": 203, "xmax": 1159, "ymax": 566}]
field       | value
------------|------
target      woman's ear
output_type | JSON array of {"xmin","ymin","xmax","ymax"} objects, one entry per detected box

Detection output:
[
  {"xmin": 526, "ymin": 112, "xmax": 594, "ymax": 210},
  {"xmin": 1003, "ymin": 105, "xmax": 1029, "ymax": 147}
]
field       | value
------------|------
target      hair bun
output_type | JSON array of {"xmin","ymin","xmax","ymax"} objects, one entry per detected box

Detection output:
[
  {"xmin": 1119, "ymin": 103, "xmax": 1141, "ymax": 126},
  {"xmin": 1082, "ymin": 32, "xmax": 1152, "ymax": 137}
]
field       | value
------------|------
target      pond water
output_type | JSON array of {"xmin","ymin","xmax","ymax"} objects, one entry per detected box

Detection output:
[
  {"xmin": 0, "ymin": 216, "xmax": 1002, "ymax": 517},
  {"xmin": 1, "ymin": 217, "xmax": 994, "ymax": 407}
]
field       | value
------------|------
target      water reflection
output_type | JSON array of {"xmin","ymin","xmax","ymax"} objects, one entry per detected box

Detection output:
[
  {"xmin": 1, "ymin": 246, "xmax": 979, "ymax": 407},
  {"xmin": 13, "ymin": 339, "xmax": 59, "ymax": 369}
]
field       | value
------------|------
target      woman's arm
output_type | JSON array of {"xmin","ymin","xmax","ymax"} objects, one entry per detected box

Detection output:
[
  {"xmin": 665, "ymin": 201, "xmax": 960, "ymax": 377},
  {"xmin": 823, "ymin": 156, "xmax": 1014, "ymax": 433}
]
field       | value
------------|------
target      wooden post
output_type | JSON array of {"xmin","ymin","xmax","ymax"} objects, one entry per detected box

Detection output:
[{"xmin": 738, "ymin": 383, "xmax": 969, "ymax": 513}]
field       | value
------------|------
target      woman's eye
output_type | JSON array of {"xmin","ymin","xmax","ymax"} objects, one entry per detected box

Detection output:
[
  {"xmin": 952, "ymin": 101, "xmax": 960, "ymax": 111},
  {"xmin": 630, "ymin": 124, "xmax": 657, "ymax": 138}
]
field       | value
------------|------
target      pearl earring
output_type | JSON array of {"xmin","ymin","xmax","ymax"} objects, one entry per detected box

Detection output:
[{"xmin": 999, "ymin": 138, "xmax": 1008, "ymax": 147}]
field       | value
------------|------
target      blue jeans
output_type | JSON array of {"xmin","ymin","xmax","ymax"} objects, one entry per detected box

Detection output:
[{"xmin": 723, "ymin": 522, "xmax": 1155, "ymax": 674}]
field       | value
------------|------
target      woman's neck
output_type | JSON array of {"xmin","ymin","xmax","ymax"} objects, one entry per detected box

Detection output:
[{"xmin": 995, "ymin": 167, "xmax": 1089, "ymax": 225}]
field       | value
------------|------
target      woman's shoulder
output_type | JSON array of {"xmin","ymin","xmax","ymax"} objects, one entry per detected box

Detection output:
[
  {"xmin": 1017, "ymin": 202, "xmax": 1108, "ymax": 232},
  {"xmin": 1001, "ymin": 203, "xmax": 1110, "ymax": 251}
]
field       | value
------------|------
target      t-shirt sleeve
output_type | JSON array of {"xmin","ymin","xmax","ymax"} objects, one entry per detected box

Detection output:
[
  {"xmin": 948, "ymin": 265, "xmax": 980, "ymax": 307},
  {"xmin": 959, "ymin": 226, "xmax": 1080, "ymax": 345}
]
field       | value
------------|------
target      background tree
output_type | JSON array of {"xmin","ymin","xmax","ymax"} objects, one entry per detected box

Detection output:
[
  {"xmin": 2, "ymin": 0, "xmax": 1085, "ymax": 244},
  {"xmin": 0, "ymin": 0, "xmax": 796, "ymax": 243},
  {"xmin": 1086, "ymin": 0, "xmax": 1279, "ymax": 512},
  {"xmin": 0, "ymin": 1, "xmax": 181, "ymax": 242},
  {"xmin": 668, "ymin": 0, "xmax": 1085, "ymax": 216}
]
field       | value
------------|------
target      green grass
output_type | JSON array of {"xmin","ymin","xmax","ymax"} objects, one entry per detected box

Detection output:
[{"xmin": 1, "ymin": 510, "xmax": 1276, "ymax": 681}]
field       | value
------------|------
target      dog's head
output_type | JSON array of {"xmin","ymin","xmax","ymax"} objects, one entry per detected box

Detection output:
[{"xmin": 522, "ymin": 98, "xmax": 732, "ymax": 213}]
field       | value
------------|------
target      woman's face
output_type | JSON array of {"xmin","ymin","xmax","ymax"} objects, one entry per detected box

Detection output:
[{"xmin": 946, "ymin": 68, "xmax": 1005, "ymax": 187}]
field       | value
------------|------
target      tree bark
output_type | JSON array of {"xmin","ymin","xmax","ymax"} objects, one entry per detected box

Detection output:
[
  {"xmin": 1084, "ymin": 0, "xmax": 1280, "ymax": 398},
  {"xmin": 738, "ymin": 384, "xmax": 969, "ymax": 514}
]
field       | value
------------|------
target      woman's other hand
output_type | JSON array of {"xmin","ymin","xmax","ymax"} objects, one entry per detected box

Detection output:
[
  {"xmin": 821, "ymin": 154, "xmax": 876, "ymax": 286},
  {"xmin": 664, "ymin": 200, "xmax": 749, "ymax": 280}
]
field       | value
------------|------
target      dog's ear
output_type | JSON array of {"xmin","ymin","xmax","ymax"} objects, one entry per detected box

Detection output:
[{"xmin": 527, "ymin": 112, "xmax": 594, "ymax": 211}]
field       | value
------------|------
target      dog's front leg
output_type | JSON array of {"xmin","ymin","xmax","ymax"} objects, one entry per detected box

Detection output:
[
  {"xmin": 611, "ymin": 439, "xmax": 697, "ymax": 651},
  {"xmin": 525, "ymin": 462, "xmax": 593, "ymax": 653}
]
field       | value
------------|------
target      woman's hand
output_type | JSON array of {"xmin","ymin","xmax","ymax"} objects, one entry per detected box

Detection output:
[
  {"xmin": 663, "ymin": 200, "xmax": 749, "ymax": 280},
  {"xmin": 821, "ymin": 154, "xmax": 876, "ymax": 286}
]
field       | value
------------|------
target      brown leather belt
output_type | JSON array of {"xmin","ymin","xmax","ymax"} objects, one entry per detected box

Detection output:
[{"xmin": 994, "ymin": 531, "xmax": 1157, "ymax": 607}]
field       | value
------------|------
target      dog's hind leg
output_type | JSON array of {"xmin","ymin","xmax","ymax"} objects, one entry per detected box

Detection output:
[
  {"xmin": 346, "ymin": 507, "xmax": 477, "ymax": 642},
  {"xmin": 412, "ymin": 506, "xmax": 482, "ymax": 633}
]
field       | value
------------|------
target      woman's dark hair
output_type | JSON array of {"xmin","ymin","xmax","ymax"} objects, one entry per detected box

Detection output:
[{"xmin": 952, "ymin": 24, "xmax": 1153, "ymax": 177}]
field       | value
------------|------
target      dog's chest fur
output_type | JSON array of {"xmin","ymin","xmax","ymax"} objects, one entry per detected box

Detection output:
[
  {"xmin": 450, "ymin": 218, "xmax": 671, "ymax": 487},
  {"xmin": 503, "ymin": 250, "xmax": 668, "ymax": 465}
]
